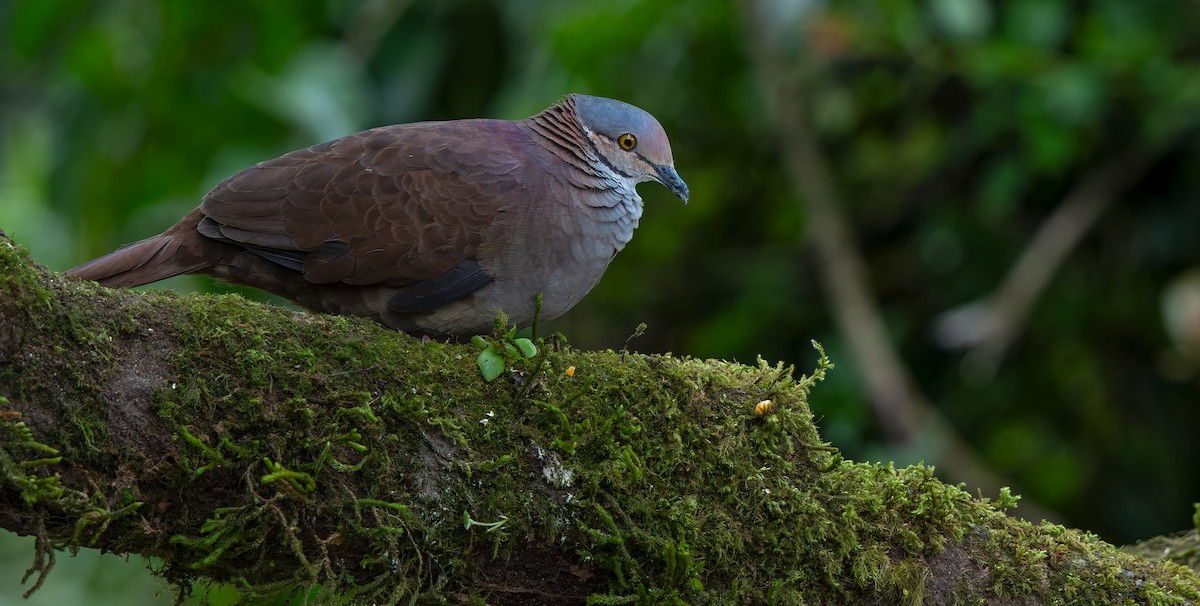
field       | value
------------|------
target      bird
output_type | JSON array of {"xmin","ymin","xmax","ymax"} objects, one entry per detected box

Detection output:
[{"xmin": 67, "ymin": 94, "xmax": 689, "ymax": 339}]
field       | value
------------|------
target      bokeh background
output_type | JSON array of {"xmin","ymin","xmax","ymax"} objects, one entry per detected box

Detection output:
[{"xmin": 4, "ymin": 0, "xmax": 1200, "ymax": 603}]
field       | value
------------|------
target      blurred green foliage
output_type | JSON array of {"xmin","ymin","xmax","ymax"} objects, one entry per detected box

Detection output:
[{"xmin": 4, "ymin": 0, "xmax": 1200, "ymax": 601}]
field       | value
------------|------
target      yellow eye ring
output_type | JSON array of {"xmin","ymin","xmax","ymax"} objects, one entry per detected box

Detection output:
[{"xmin": 618, "ymin": 133, "xmax": 637, "ymax": 150}]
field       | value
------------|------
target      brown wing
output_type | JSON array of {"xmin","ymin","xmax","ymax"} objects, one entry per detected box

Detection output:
[{"xmin": 199, "ymin": 119, "xmax": 529, "ymax": 291}]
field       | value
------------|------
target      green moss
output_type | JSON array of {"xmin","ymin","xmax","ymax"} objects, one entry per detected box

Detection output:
[
  {"xmin": 0, "ymin": 405, "xmax": 64, "ymax": 505},
  {"xmin": 0, "ymin": 403, "xmax": 146, "ymax": 594},
  {"xmin": 0, "ymin": 241, "xmax": 54, "ymax": 316},
  {"xmin": 130, "ymin": 280, "xmax": 862, "ymax": 602},
  {"xmin": 881, "ymin": 558, "xmax": 929, "ymax": 606},
  {"xmin": 4, "ymin": 236, "xmax": 1200, "ymax": 604}
]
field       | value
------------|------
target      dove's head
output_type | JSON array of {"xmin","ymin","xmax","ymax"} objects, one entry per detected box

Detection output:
[{"xmin": 571, "ymin": 94, "xmax": 689, "ymax": 203}]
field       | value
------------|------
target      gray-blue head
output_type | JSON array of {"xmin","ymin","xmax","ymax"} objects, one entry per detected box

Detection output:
[{"xmin": 571, "ymin": 94, "xmax": 689, "ymax": 203}]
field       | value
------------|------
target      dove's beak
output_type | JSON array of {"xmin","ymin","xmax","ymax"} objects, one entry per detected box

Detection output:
[{"xmin": 655, "ymin": 165, "xmax": 690, "ymax": 204}]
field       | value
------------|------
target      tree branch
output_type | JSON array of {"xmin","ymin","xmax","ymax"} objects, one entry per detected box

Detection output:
[
  {"xmin": 933, "ymin": 147, "xmax": 1171, "ymax": 379},
  {"xmin": 2, "ymin": 234, "xmax": 1198, "ymax": 604}
]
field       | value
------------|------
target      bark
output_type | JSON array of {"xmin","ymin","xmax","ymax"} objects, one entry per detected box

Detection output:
[{"xmin": 1, "ymin": 232, "xmax": 1197, "ymax": 605}]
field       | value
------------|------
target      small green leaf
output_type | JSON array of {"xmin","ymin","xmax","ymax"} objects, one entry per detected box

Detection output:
[
  {"xmin": 477, "ymin": 347, "xmax": 505, "ymax": 382},
  {"xmin": 470, "ymin": 335, "xmax": 488, "ymax": 350},
  {"xmin": 514, "ymin": 338, "xmax": 537, "ymax": 358}
]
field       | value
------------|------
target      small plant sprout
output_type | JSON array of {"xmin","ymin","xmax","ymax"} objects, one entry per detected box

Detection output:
[{"xmin": 470, "ymin": 324, "xmax": 537, "ymax": 383}]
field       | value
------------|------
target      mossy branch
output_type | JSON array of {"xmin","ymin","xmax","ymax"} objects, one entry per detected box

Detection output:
[{"xmin": 1, "ymin": 233, "xmax": 1198, "ymax": 605}]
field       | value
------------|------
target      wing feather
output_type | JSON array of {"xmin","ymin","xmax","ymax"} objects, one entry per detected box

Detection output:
[{"xmin": 198, "ymin": 120, "xmax": 530, "ymax": 296}]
